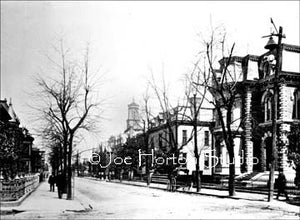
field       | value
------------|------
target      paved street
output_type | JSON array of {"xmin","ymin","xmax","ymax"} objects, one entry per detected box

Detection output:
[
  {"xmin": 2, "ymin": 177, "xmax": 299, "ymax": 219},
  {"xmin": 73, "ymin": 178, "xmax": 300, "ymax": 219}
]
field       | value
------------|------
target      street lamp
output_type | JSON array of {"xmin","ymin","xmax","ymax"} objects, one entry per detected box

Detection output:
[{"xmin": 262, "ymin": 18, "xmax": 285, "ymax": 202}]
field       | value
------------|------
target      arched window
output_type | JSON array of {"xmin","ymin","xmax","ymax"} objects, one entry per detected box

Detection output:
[
  {"xmin": 265, "ymin": 96, "xmax": 272, "ymax": 121},
  {"xmin": 262, "ymin": 91, "xmax": 273, "ymax": 122},
  {"xmin": 293, "ymin": 89, "xmax": 300, "ymax": 119}
]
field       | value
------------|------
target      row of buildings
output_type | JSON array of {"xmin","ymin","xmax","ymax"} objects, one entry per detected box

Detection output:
[
  {"xmin": 0, "ymin": 99, "xmax": 45, "ymax": 180},
  {"xmin": 99, "ymin": 37, "xmax": 299, "ymax": 185}
]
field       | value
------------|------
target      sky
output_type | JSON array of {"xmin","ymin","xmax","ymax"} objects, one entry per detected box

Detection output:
[{"xmin": 1, "ymin": 1, "xmax": 299, "ymax": 154}]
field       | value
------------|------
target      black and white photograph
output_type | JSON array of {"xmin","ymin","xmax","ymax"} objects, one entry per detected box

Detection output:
[{"xmin": 0, "ymin": 1, "xmax": 300, "ymax": 219}]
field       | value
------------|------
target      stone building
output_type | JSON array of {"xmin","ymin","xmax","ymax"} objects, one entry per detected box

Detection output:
[{"xmin": 212, "ymin": 42, "xmax": 300, "ymax": 180}]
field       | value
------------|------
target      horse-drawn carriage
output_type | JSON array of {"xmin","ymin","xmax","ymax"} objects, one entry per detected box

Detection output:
[{"xmin": 167, "ymin": 168, "xmax": 193, "ymax": 191}]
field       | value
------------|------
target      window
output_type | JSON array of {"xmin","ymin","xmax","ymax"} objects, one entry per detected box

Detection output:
[
  {"xmin": 215, "ymin": 110, "xmax": 221, "ymax": 126},
  {"xmin": 261, "ymin": 54, "xmax": 276, "ymax": 78},
  {"xmin": 204, "ymin": 152, "xmax": 210, "ymax": 169},
  {"xmin": 293, "ymin": 90, "xmax": 300, "ymax": 119},
  {"xmin": 133, "ymin": 111, "xmax": 137, "ymax": 119},
  {"xmin": 182, "ymin": 130, "xmax": 187, "ymax": 144},
  {"xmin": 264, "ymin": 95, "xmax": 273, "ymax": 122},
  {"xmin": 204, "ymin": 131, "xmax": 209, "ymax": 146}
]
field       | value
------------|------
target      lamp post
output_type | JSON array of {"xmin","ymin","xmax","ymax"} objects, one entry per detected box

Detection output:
[{"xmin": 263, "ymin": 18, "xmax": 285, "ymax": 202}]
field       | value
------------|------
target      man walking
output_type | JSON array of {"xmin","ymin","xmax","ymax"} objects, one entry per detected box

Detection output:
[
  {"xmin": 56, "ymin": 171, "xmax": 65, "ymax": 199},
  {"xmin": 276, "ymin": 171, "xmax": 289, "ymax": 201},
  {"xmin": 48, "ymin": 172, "xmax": 56, "ymax": 192}
]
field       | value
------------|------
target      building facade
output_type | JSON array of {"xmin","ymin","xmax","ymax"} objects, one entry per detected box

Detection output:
[
  {"xmin": 147, "ymin": 102, "xmax": 214, "ymax": 176},
  {"xmin": 212, "ymin": 43, "xmax": 300, "ymax": 180},
  {"xmin": 107, "ymin": 42, "xmax": 299, "ymax": 184},
  {"xmin": 0, "ymin": 99, "xmax": 38, "ymax": 179}
]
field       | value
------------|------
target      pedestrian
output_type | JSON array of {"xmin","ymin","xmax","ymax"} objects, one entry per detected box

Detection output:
[
  {"xmin": 39, "ymin": 172, "xmax": 43, "ymax": 182},
  {"xmin": 276, "ymin": 171, "xmax": 289, "ymax": 201},
  {"xmin": 56, "ymin": 171, "xmax": 65, "ymax": 199},
  {"xmin": 120, "ymin": 169, "xmax": 124, "ymax": 182},
  {"xmin": 108, "ymin": 171, "xmax": 111, "ymax": 181},
  {"xmin": 48, "ymin": 172, "xmax": 56, "ymax": 192}
]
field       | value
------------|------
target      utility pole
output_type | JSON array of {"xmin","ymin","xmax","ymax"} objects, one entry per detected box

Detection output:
[
  {"xmin": 193, "ymin": 93, "xmax": 200, "ymax": 192},
  {"xmin": 263, "ymin": 19, "xmax": 285, "ymax": 202}
]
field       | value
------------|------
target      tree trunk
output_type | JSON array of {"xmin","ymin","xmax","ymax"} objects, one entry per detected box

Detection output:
[
  {"xmin": 193, "ymin": 94, "xmax": 201, "ymax": 192},
  {"xmin": 195, "ymin": 156, "xmax": 201, "ymax": 192},
  {"xmin": 228, "ymin": 154, "xmax": 236, "ymax": 196},
  {"xmin": 145, "ymin": 135, "xmax": 150, "ymax": 186},
  {"xmin": 63, "ymin": 134, "xmax": 68, "ymax": 174},
  {"xmin": 63, "ymin": 143, "xmax": 67, "ymax": 174},
  {"xmin": 59, "ymin": 146, "xmax": 62, "ymax": 172},
  {"xmin": 67, "ymin": 135, "xmax": 73, "ymax": 200}
]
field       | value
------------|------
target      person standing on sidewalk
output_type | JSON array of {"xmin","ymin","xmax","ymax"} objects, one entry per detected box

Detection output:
[
  {"xmin": 48, "ymin": 172, "xmax": 56, "ymax": 192},
  {"xmin": 56, "ymin": 171, "xmax": 65, "ymax": 199},
  {"xmin": 276, "ymin": 171, "xmax": 289, "ymax": 201}
]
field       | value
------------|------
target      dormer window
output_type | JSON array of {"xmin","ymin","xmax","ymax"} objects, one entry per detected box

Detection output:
[{"xmin": 261, "ymin": 54, "xmax": 277, "ymax": 78}]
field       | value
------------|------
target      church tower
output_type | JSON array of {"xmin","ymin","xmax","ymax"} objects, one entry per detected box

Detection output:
[
  {"xmin": 125, "ymin": 98, "xmax": 142, "ymax": 137},
  {"xmin": 126, "ymin": 99, "xmax": 141, "ymax": 131}
]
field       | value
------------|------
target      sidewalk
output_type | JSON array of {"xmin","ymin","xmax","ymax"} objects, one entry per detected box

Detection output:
[{"xmin": 0, "ymin": 181, "xmax": 90, "ymax": 219}]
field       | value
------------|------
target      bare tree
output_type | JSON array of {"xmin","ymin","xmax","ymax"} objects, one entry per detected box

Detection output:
[
  {"xmin": 184, "ymin": 61, "xmax": 212, "ymax": 192},
  {"xmin": 31, "ymin": 39, "xmax": 105, "ymax": 200},
  {"xmin": 147, "ymin": 67, "xmax": 209, "ymax": 192},
  {"xmin": 141, "ymin": 87, "xmax": 154, "ymax": 185},
  {"xmin": 193, "ymin": 26, "xmax": 245, "ymax": 196}
]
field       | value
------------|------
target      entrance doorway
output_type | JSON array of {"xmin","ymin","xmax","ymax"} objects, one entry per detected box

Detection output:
[{"xmin": 265, "ymin": 137, "xmax": 272, "ymax": 171}]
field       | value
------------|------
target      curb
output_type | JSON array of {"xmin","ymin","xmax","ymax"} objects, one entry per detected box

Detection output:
[
  {"xmin": 74, "ymin": 188, "xmax": 94, "ymax": 212},
  {"xmin": 108, "ymin": 179, "xmax": 287, "ymax": 202},
  {"xmin": 0, "ymin": 182, "xmax": 41, "ymax": 208},
  {"xmin": 109, "ymin": 180, "xmax": 242, "ymax": 200},
  {"xmin": 110, "ymin": 179, "xmax": 298, "ymax": 198}
]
